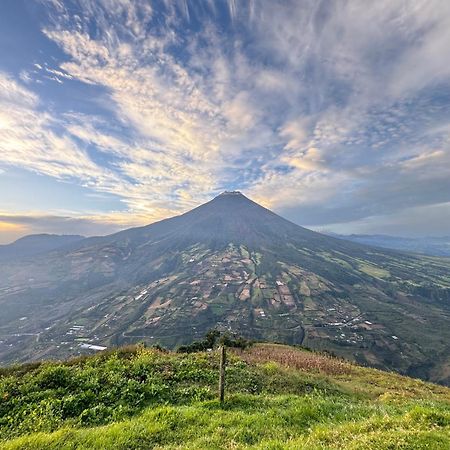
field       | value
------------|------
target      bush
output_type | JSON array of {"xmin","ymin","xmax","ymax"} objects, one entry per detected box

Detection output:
[
  {"xmin": 36, "ymin": 366, "xmax": 74, "ymax": 390},
  {"xmin": 79, "ymin": 404, "xmax": 114, "ymax": 426},
  {"xmin": 177, "ymin": 330, "xmax": 252, "ymax": 353}
]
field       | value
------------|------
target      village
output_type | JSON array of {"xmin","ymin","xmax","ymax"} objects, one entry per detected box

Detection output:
[{"xmin": 0, "ymin": 243, "xmax": 403, "ymax": 366}]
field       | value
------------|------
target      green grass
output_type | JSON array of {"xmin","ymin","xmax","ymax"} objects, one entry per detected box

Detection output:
[
  {"xmin": 3, "ymin": 393, "xmax": 450, "ymax": 450},
  {"xmin": 1, "ymin": 344, "xmax": 449, "ymax": 449},
  {"xmin": 358, "ymin": 263, "xmax": 391, "ymax": 279},
  {"xmin": 3, "ymin": 395, "xmax": 449, "ymax": 449}
]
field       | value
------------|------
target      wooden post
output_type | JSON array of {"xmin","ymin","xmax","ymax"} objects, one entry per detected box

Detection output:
[{"xmin": 218, "ymin": 345, "xmax": 226, "ymax": 403}]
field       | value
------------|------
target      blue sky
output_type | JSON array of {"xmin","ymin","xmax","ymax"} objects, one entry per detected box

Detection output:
[{"xmin": 0, "ymin": 0, "xmax": 449, "ymax": 243}]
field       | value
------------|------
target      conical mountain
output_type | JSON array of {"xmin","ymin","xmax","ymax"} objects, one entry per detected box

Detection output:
[
  {"xmin": 0, "ymin": 193, "xmax": 449, "ymax": 385},
  {"xmin": 104, "ymin": 190, "xmax": 317, "ymax": 249},
  {"xmin": 161, "ymin": 190, "xmax": 313, "ymax": 244}
]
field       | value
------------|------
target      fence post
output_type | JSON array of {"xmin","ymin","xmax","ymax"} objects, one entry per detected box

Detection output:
[{"xmin": 219, "ymin": 345, "xmax": 226, "ymax": 403}]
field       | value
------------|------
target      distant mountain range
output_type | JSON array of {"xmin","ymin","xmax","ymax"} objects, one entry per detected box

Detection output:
[
  {"xmin": 0, "ymin": 234, "xmax": 85, "ymax": 261},
  {"xmin": 0, "ymin": 192, "xmax": 449, "ymax": 385},
  {"xmin": 329, "ymin": 233, "xmax": 450, "ymax": 257}
]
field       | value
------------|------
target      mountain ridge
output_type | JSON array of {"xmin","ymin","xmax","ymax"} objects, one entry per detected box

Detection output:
[
  {"xmin": 0, "ymin": 233, "xmax": 85, "ymax": 261},
  {"xmin": 328, "ymin": 232, "xmax": 450, "ymax": 257},
  {"xmin": 0, "ymin": 193, "xmax": 449, "ymax": 385}
]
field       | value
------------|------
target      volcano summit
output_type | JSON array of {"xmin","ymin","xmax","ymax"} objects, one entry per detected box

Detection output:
[{"xmin": 0, "ymin": 193, "xmax": 449, "ymax": 384}]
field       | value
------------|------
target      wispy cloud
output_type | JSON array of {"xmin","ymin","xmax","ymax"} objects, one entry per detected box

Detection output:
[
  {"xmin": 0, "ymin": 0, "xmax": 449, "ymax": 239},
  {"xmin": 0, "ymin": 73, "xmax": 113, "ymax": 183}
]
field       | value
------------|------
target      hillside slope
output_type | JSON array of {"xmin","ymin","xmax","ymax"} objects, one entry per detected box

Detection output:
[
  {"xmin": 1, "ymin": 344, "xmax": 449, "ymax": 449},
  {"xmin": 0, "ymin": 192, "xmax": 449, "ymax": 384},
  {"xmin": 0, "ymin": 234, "xmax": 85, "ymax": 261}
]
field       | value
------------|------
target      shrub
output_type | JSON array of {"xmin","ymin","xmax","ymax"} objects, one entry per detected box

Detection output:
[{"xmin": 177, "ymin": 330, "xmax": 252, "ymax": 353}]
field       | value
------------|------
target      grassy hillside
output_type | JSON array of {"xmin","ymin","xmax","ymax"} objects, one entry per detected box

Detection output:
[{"xmin": 1, "ymin": 343, "xmax": 449, "ymax": 449}]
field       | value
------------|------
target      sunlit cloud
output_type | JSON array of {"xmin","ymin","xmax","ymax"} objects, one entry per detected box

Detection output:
[
  {"xmin": 0, "ymin": 210, "xmax": 157, "ymax": 244},
  {"xmin": 0, "ymin": 221, "xmax": 26, "ymax": 233},
  {"xmin": 0, "ymin": 220, "xmax": 29, "ymax": 244},
  {"xmin": 0, "ymin": 0, "xmax": 449, "ymax": 240}
]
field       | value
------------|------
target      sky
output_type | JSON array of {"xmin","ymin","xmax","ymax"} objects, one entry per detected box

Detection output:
[{"xmin": 0, "ymin": 0, "xmax": 449, "ymax": 243}]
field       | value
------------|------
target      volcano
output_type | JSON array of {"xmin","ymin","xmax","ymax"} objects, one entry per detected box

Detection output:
[{"xmin": 0, "ymin": 192, "xmax": 449, "ymax": 384}]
